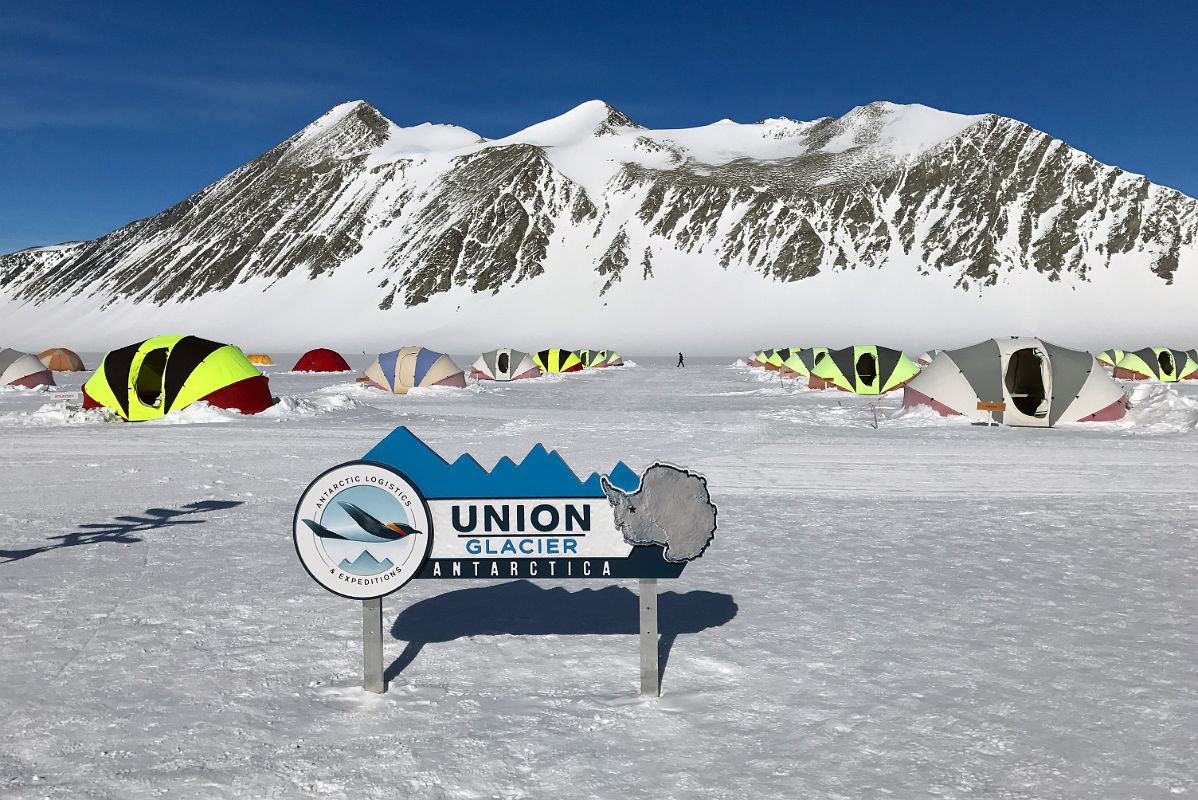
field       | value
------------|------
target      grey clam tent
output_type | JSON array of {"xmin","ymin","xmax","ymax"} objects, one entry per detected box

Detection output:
[
  {"xmin": 470, "ymin": 349, "xmax": 541, "ymax": 381},
  {"xmin": 903, "ymin": 337, "xmax": 1127, "ymax": 427}
]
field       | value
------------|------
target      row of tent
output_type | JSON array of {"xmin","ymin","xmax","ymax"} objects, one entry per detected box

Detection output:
[
  {"xmin": 747, "ymin": 345, "xmax": 922, "ymax": 394},
  {"xmin": 748, "ymin": 338, "xmax": 1198, "ymax": 427},
  {"xmin": 275, "ymin": 346, "xmax": 623, "ymax": 380},
  {"xmin": 1, "ymin": 339, "xmax": 624, "ymax": 421},
  {"xmin": 1096, "ymin": 348, "xmax": 1198, "ymax": 382}
]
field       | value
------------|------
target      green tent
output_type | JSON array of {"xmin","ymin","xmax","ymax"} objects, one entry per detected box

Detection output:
[
  {"xmin": 1096, "ymin": 349, "xmax": 1124, "ymax": 368},
  {"xmin": 763, "ymin": 348, "xmax": 790, "ymax": 371},
  {"xmin": 1113, "ymin": 347, "xmax": 1196, "ymax": 382},
  {"xmin": 811, "ymin": 345, "xmax": 920, "ymax": 394},
  {"xmin": 781, "ymin": 347, "xmax": 823, "ymax": 377},
  {"xmin": 578, "ymin": 349, "xmax": 619, "ymax": 368},
  {"xmin": 83, "ymin": 335, "xmax": 273, "ymax": 420}
]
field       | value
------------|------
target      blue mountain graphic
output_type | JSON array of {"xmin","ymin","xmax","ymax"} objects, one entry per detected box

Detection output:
[
  {"xmin": 363, "ymin": 426, "xmax": 638, "ymax": 499},
  {"xmin": 339, "ymin": 549, "xmax": 394, "ymax": 576}
]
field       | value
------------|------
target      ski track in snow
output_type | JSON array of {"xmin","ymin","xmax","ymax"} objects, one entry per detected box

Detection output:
[{"xmin": 1, "ymin": 357, "xmax": 1196, "ymax": 799}]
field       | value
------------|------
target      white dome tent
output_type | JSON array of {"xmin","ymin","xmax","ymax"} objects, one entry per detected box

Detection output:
[
  {"xmin": 0, "ymin": 348, "xmax": 55, "ymax": 389},
  {"xmin": 902, "ymin": 337, "xmax": 1127, "ymax": 427}
]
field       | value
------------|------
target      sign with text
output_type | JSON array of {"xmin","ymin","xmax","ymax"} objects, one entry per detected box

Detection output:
[{"xmin": 293, "ymin": 427, "xmax": 718, "ymax": 599}]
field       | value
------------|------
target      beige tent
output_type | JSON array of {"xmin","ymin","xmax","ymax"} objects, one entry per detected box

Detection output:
[{"xmin": 363, "ymin": 347, "xmax": 466, "ymax": 394}]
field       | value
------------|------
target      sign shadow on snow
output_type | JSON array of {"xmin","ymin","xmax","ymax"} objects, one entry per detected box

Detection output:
[
  {"xmin": 0, "ymin": 500, "xmax": 244, "ymax": 564},
  {"xmin": 385, "ymin": 580, "xmax": 737, "ymax": 684}
]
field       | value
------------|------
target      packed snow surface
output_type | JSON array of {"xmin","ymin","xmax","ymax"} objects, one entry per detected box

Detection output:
[{"xmin": 2, "ymin": 359, "xmax": 1196, "ymax": 798}]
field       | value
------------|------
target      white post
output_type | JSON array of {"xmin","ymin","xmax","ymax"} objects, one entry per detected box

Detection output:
[
  {"xmin": 639, "ymin": 578, "xmax": 660, "ymax": 697},
  {"xmin": 362, "ymin": 598, "xmax": 385, "ymax": 693}
]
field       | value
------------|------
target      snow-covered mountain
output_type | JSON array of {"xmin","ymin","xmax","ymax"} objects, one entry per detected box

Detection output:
[{"xmin": 2, "ymin": 99, "xmax": 1196, "ymax": 354}]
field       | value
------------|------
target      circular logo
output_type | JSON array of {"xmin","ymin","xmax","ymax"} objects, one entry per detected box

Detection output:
[{"xmin": 293, "ymin": 461, "xmax": 433, "ymax": 599}]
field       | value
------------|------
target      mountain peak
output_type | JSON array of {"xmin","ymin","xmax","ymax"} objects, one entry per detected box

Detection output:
[
  {"xmin": 821, "ymin": 100, "xmax": 986, "ymax": 157},
  {"xmin": 507, "ymin": 99, "xmax": 640, "ymax": 147},
  {"xmin": 285, "ymin": 100, "xmax": 393, "ymax": 161}
]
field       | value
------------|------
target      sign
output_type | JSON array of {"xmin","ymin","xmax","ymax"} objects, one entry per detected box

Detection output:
[
  {"xmin": 293, "ymin": 427, "xmax": 719, "ymax": 695},
  {"xmin": 294, "ymin": 427, "xmax": 717, "ymax": 599},
  {"xmin": 977, "ymin": 401, "xmax": 1007, "ymax": 412}
]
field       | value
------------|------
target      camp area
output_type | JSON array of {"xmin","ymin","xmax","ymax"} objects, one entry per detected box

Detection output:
[{"xmin": 3, "ymin": 346, "xmax": 1198, "ymax": 800}]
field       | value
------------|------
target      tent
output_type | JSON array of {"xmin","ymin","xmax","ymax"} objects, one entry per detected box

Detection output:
[
  {"xmin": 1096, "ymin": 349, "xmax": 1124, "ymax": 368},
  {"xmin": 1, "ymin": 348, "xmax": 55, "ymax": 388},
  {"xmin": 38, "ymin": 348, "xmax": 85, "ymax": 372},
  {"xmin": 779, "ymin": 348, "xmax": 818, "ymax": 377},
  {"xmin": 903, "ymin": 337, "xmax": 1127, "ymax": 427},
  {"xmin": 1188, "ymin": 349, "xmax": 1198, "ymax": 379},
  {"xmin": 293, "ymin": 348, "xmax": 351, "ymax": 372},
  {"xmin": 812, "ymin": 345, "xmax": 919, "ymax": 394},
  {"xmin": 746, "ymin": 349, "xmax": 769, "ymax": 367},
  {"xmin": 1114, "ymin": 348, "xmax": 1196, "ymax": 382},
  {"xmin": 247, "ymin": 354, "xmax": 274, "ymax": 366},
  {"xmin": 783, "ymin": 347, "xmax": 831, "ymax": 387},
  {"xmin": 82, "ymin": 335, "xmax": 273, "ymax": 419},
  {"xmin": 580, "ymin": 349, "xmax": 624, "ymax": 368},
  {"xmin": 363, "ymin": 347, "xmax": 466, "ymax": 393},
  {"xmin": 534, "ymin": 349, "xmax": 583, "ymax": 373},
  {"xmin": 471, "ymin": 349, "xmax": 541, "ymax": 381},
  {"xmin": 916, "ymin": 351, "xmax": 937, "ymax": 367},
  {"xmin": 578, "ymin": 349, "xmax": 618, "ymax": 369},
  {"xmin": 763, "ymin": 349, "xmax": 788, "ymax": 371}
]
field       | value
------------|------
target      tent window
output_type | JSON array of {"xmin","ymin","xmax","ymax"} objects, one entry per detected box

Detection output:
[
  {"xmin": 135, "ymin": 348, "xmax": 169, "ymax": 407},
  {"xmin": 855, "ymin": 352, "xmax": 878, "ymax": 386},
  {"xmin": 497, "ymin": 352, "xmax": 509, "ymax": 374},
  {"xmin": 813, "ymin": 353, "xmax": 825, "ymax": 365},
  {"xmin": 1005, "ymin": 348, "xmax": 1047, "ymax": 417},
  {"xmin": 1158, "ymin": 350, "xmax": 1174, "ymax": 376}
]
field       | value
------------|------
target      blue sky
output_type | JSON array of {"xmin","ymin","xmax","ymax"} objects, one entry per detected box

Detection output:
[{"xmin": 3, "ymin": 1, "xmax": 1196, "ymax": 253}]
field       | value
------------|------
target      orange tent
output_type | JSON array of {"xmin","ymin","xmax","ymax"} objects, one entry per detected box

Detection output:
[
  {"xmin": 247, "ymin": 354, "xmax": 274, "ymax": 366},
  {"xmin": 38, "ymin": 348, "xmax": 86, "ymax": 372}
]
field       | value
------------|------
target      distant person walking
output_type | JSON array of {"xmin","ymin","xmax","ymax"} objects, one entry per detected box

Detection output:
[{"xmin": 677, "ymin": 352, "xmax": 685, "ymax": 368}]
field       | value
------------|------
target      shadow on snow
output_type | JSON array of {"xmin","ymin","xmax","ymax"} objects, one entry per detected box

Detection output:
[
  {"xmin": 386, "ymin": 579, "xmax": 737, "ymax": 686},
  {"xmin": 0, "ymin": 500, "xmax": 244, "ymax": 563}
]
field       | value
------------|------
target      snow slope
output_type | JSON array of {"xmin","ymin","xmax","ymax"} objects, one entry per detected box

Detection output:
[
  {"xmin": 1, "ymin": 362, "xmax": 1196, "ymax": 798},
  {"xmin": 1, "ymin": 99, "xmax": 1196, "ymax": 354}
]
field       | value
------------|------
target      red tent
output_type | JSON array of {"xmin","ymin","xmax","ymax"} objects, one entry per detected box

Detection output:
[{"xmin": 293, "ymin": 348, "xmax": 351, "ymax": 372}]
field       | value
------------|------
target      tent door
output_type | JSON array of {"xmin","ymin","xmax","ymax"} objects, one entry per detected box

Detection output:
[
  {"xmin": 855, "ymin": 352, "xmax": 878, "ymax": 390},
  {"xmin": 1158, "ymin": 350, "xmax": 1175, "ymax": 379},
  {"xmin": 1003, "ymin": 347, "xmax": 1051, "ymax": 426},
  {"xmin": 133, "ymin": 347, "xmax": 170, "ymax": 409},
  {"xmin": 497, "ymin": 351, "xmax": 510, "ymax": 377},
  {"xmin": 397, "ymin": 352, "xmax": 417, "ymax": 392}
]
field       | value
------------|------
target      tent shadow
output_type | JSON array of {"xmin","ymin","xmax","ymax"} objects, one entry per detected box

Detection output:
[
  {"xmin": 0, "ymin": 500, "xmax": 244, "ymax": 564},
  {"xmin": 386, "ymin": 580, "xmax": 737, "ymax": 685}
]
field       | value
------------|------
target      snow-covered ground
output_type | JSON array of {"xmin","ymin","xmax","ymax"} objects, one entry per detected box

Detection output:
[{"xmin": 2, "ymin": 358, "xmax": 1196, "ymax": 798}]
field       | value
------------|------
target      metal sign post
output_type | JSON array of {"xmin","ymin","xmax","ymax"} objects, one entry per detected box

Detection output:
[
  {"xmin": 362, "ymin": 598, "xmax": 385, "ymax": 693},
  {"xmin": 640, "ymin": 578, "xmax": 660, "ymax": 696}
]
